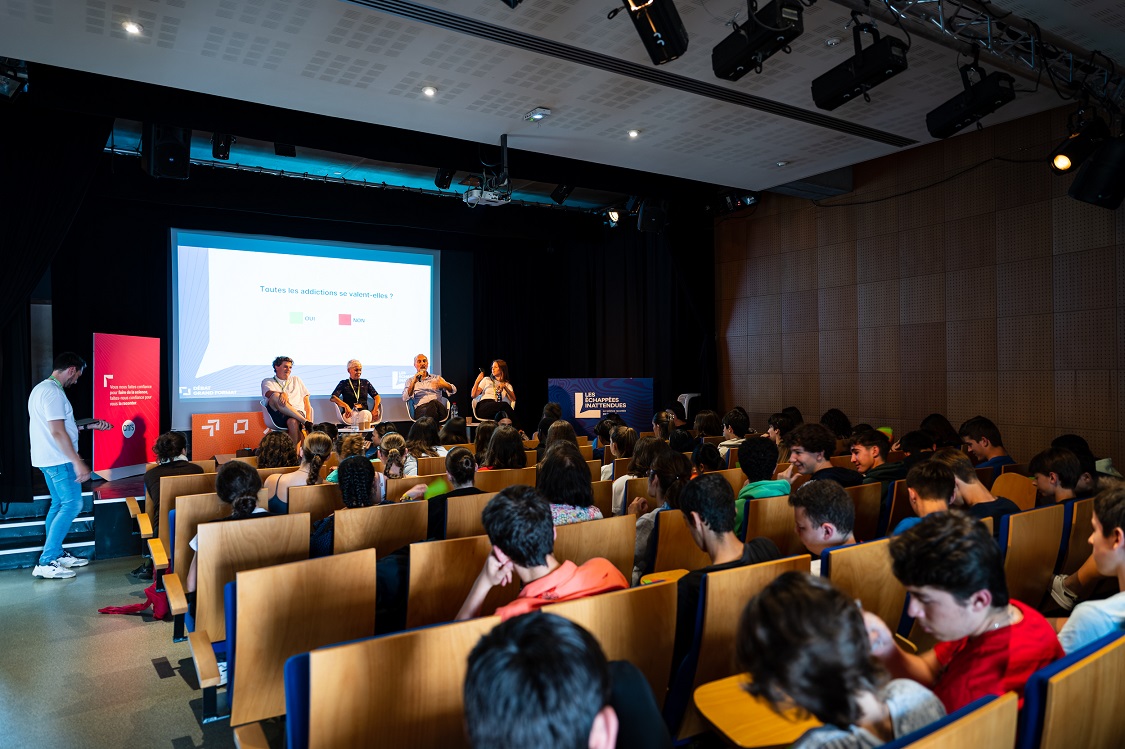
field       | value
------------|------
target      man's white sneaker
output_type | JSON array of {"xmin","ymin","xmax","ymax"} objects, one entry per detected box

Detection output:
[
  {"xmin": 1051, "ymin": 574, "xmax": 1078, "ymax": 611},
  {"xmin": 57, "ymin": 551, "xmax": 89, "ymax": 568},
  {"xmin": 33, "ymin": 561, "xmax": 77, "ymax": 579}
]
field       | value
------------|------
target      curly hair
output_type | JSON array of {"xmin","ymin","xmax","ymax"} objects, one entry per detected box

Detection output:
[
  {"xmin": 337, "ymin": 455, "xmax": 375, "ymax": 508},
  {"xmin": 339, "ymin": 433, "xmax": 367, "ymax": 460},
  {"xmin": 737, "ymin": 572, "xmax": 886, "ymax": 727},
  {"xmin": 152, "ymin": 431, "xmax": 188, "ymax": 462},
  {"xmin": 216, "ymin": 460, "xmax": 262, "ymax": 519},
  {"xmin": 257, "ymin": 432, "xmax": 297, "ymax": 468},
  {"xmin": 890, "ymin": 510, "xmax": 1007, "ymax": 606}
]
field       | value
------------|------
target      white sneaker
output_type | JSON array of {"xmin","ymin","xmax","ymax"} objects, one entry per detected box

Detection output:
[
  {"xmin": 1051, "ymin": 574, "xmax": 1078, "ymax": 611},
  {"xmin": 33, "ymin": 561, "xmax": 77, "ymax": 579},
  {"xmin": 57, "ymin": 550, "xmax": 89, "ymax": 568},
  {"xmin": 217, "ymin": 661, "xmax": 228, "ymax": 687}
]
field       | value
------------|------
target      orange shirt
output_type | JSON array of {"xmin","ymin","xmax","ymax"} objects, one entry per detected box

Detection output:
[{"xmin": 494, "ymin": 558, "xmax": 628, "ymax": 621}]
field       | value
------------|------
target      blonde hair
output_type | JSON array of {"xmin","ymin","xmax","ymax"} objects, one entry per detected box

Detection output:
[
  {"xmin": 380, "ymin": 432, "xmax": 407, "ymax": 478},
  {"xmin": 302, "ymin": 432, "xmax": 333, "ymax": 485},
  {"xmin": 339, "ymin": 433, "xmax": 367, "ymax": 459}
]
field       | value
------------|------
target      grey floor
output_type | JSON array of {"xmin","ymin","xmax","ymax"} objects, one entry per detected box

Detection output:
[{"xmin": 0, "ymin": 556, "xmax": 238, "ymax": 749}]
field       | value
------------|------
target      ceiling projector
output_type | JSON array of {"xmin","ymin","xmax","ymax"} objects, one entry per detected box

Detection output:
[{"xmin": 463, "ymin": 188, "xmax": 511, "ymax": 207}]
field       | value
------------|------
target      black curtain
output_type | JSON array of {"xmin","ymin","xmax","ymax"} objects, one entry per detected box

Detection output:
[{"xmin": 0, "ymin": 100, "xmax": 113, "ymax": 503}]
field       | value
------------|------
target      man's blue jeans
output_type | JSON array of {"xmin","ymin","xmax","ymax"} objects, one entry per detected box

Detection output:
[{"xmin": 39, "ymin": 463, "xmax": 83, "ymax": 565}]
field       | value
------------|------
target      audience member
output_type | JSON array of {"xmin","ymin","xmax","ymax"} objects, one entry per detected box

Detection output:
[
  {"xmin": 533, "ymin": 416, "xmax": 554, "ymax": 462},
  {"xmin": 765, "ymin": 412, "xmax": 796, "ymax": 463},
  {"xmin": 537, "ymin": 441, "xmax": 602, "ymax": 526},
  {"xmin": 256, "ymin": 431, "xmax": 298, "ymax": 468},
  {"xmin": 438, "ymin": 416, "xmax": 469, "ymax": 446},
  {"xmin": 672, "ymin": 474, "xmax": 781, "ymax": 671},
  {"xmin": 1052, "ymin": 434, "xmax": 1099, "ymax": 498},
  {"xmin": 851, "ymin": 429, "xmax": 906, "ymax": 499},
  {"xmin": 375, "ymin": 432, "xmax": 409, "ymax": 500},
  {"xmin": 402, "ymin": 446, "xmax": 483, "ymax": 538},
  {"xmin": 135, "ymin": 432, "xmax": 204, "ymax": 578},
  {"xmin": 602, "ymin": 425, "xmax": 638, "ymax": 481},
  {"xmin": 920, "ymin": 413, "xmax": 962, "ymax": 450},
  {"xmin": 326, "ymin": 433, "xmax": 368, "ymax": 483},
  {"xmin": 896, "ymin": 430, "xmax": 937, "ymax": 471},
  {"xmin": 543, "ymin": 419, "xmax": 580, "ymax": 456},
  {"xmin": 592, "ymin": 414, "xmax": 625, "ymax": 460},
  {"xmin": 481, "ymin": 425, "xmax": 528, "ymax": 471},
  {"xmin": 782, "ymin": 405, "xmax": 804, "ymax": 425},
  {"xmin": 185, "ymin": 460, "xmax": 269, "ymax": 593},
  {"xmin": 406, "ymin": 416, "xmax": 445, "ymax": 460},
  {"xmin": 691, "ymin": 442, "xmax": 725, "ymax": 477},
  {"xmin": 612, "ymin": 436, "xmax": 663, "ymax": 515},
  {"xmin": 820, "ymin": 408, "xmax": 853, "ymax": 454},
  {"xmin": 737, "ymin": 572, "xmax": 945, "ymax": 749},
  {"xmin": 628, "ymin": 448, "xmax": 691, "ymax": 584},
  {"xmin": 310, "ymin": 422, "xmax": 339, "ymax": 443},
  {"xmin": 1058, "ymin": 488, "xmax": 1125, "ymax": 653},
  {"xmin": 718, "ymin": 408, "xmax": 751, "ymax": 460},
  {"xmin": 892, "ymin": 461, "xmax": 955, "ymax": 535},
  {"xmin": 668, "ymin": 427, "xmax": 695, "ymax": 454},
  {"xmin": 310, "ymin": 455, "xmax": 375, "ymax": 557},
  {"xmin": 667, "ymin": 401, "xmax": 688, "ymax": 429},
  {"xmin": 263, "ymin": 431, "xmax": 331, "ymax": 513},
  {"xmin": 693, "ymin": 409, "xmax": 723, "ymax": 438},
  {"xmin": 865, "ymin": 512, "xmax": 1063, "ymax": 712},
  {"xmin": 1028, "ymin": 447, "xmax": 1081, "ymax": 506},
  {"xmin": 735, "ymin": 438, "xmax": 791, "ymax": 538},
  {"xmin": 958, "ymin": 416, "xmax": 1015, "ymax": 470},
  {"xmin": 788, "ymin": 480, "xmax": 857, "ymax": 575},
  {"xmin": 929, "ymin": 448, "xmax": 1019, "ymax": 531},
  {"xmin": 780, "ymin": 423, "xmax": 863, "ymax": 487},
  {"xmin": 652, "ymin": 410, "xmax": 675, "ymax": 442},
  {"xmin": 472, "ymin": 420, "xmax": 498, "ymax": 466},
  {"xmin": 456, "ymin": 487, "xmax": 626, "ymax": 621}
]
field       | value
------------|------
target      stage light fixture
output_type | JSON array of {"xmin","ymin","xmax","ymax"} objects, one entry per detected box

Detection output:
[
  {"xmin": 712, "ymin": 0, "xmax": 804, "ymax": 81},
  {"xmin": 624, "ymin": 0, "xmax": 689, "ymax": 66},
  {"xmin": 550, "ymin": 184, "xmax": 575, "ymax": 205},
  {"xmin": 210, "ymin": 133, "xmax": 234, "ymax": 160},
  {"xmin": 605, "ymin": 209, "xmax": 620, "ymax": 228},
  {"xmin": 1049, "ymin": 114, "xmax": 1109, "ymax": 174},
  {"xmin": 0, "ymin": 58, "xmax": 28, "ymax": 100},
  {"xmin": 811, "ymin": 21, "xmax": 907, "ymax": 111},
  {"xmin": 1069, "ymin": 137, "xmax": 1125, "ymax": 210},
  {"xmin": 434, "ymin": 167, "xmax": 456, "ymax": 190},
  {"xmin": 926, "ymin": 64, "xmax": 1015, "ymax": 139}
]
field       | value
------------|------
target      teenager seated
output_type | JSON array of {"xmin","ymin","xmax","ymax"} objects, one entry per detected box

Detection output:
[
  {"xmin": 738, "ymin": 572, "xmax": 945, "ymax": 748},
  {"xmin": 1029, "ymin": 446, "xmax": 1082, "ymax": 506},
  {"xmin": 537, "ymin": 441, "xmax": 603, "ymax": 526},
  {"xmin": 455, "ymin": 486, "xmax": 627, "ymax": 621},
  {"xmin": 256, "ymin": 431, "xmax": 298, "ymax": 469},
  {"xmin": 891, "ymin": 461, "xmax": 955, "ymax": 536},
  {"xmin": 137, "ymin": 431, "xmax": 204, "ymax": 578},
  {"xmin": 478, "ymin": 425, "xmax": 528, "ymax": 471},
  {"xmin": 628, "ymin": 447, "xmax": 691, "ymax": 585},
  {"xmin": 405, "ymin": 416, "xmax": 446, "ymax": 461},
  {"xmin": 789, "ymin": 479, "xmax": 857, "ymax": 575},
  {"xmin": 374, "ymin": 432, "xmax": 409, "ymax": 502},
  {"xmin": 612, "ymin": 436, "xmax": 663, "ymax": 516},
  {"xmin": 601, "ymin": 425, "xmax": 637, "ymax": 481},
  {"xmin": 864, "ymin": 511, "xmax": 1063, "ymax": 711},
  {"xmin": 691, "ymin": 441, "xmax": 725, "ymax": 478},
  {"xmin": 262, "ymin": 431, "xmax": 332, "ymax": 514},
  {"xmin": 438, "ymin": 416, "xmax": 469, "ymax": 446},
  {"xmin": 310, "ymin": 455, "xmax": 375, "ymax": 557},
  {"xmin": 1057, "ymin": 487, "xmax": 1125, "ymax": 653},
  {"xmin": 958, "ymin": 416, "xmax": 1015, "ymax": 470},
  {"xmin": 401, "ymin": 446, "xmax": 483, "ymax": 538},
  {"xmin": 735, "ymin": 438, "xmax": 791, "ymax": 538},
  {"xmin": 185, "ymin": 460, "xmax": 271, "ymax": 593},
  {"xmin": 851, "ymin": 429, "xmax": 906, "ymax": 500},
  {"xmin": 780, "ymin": 423, "xmax": 863, "ymax": 487},
  {"xmin": 472, "ymin": 420, "xmax": 498, "ymax": 467},
  {"xmin": 928, "ymin": 447, "xmax": 1019, "ymax": 532},
  {"xmin": 326, "ymin": 433, "xmax": 368, "ymax": 483}
]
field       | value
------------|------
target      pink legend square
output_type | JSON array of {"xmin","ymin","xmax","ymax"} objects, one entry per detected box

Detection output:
[{"xmin": 339, "ymin": 314, "xmax": 352, "ymax": 325}]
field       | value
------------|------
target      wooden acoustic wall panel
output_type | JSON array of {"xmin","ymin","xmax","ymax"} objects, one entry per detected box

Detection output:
[
  {"xmin": 745, "ymin": 374, "xmax": 783, "ymax": 415},
  {"xmin": 859, "ymin": 377, "xmax": 901, "ymax": 425},
  {"xmin": 819, "ymin": 330, "xmax": 858, "ymax": 372},
  {"xmin": 782, "ymin": 373, "xmax": 820, "ymax": 419},
  {"xmin": 715, "ymin": 218, "xmax": 747, "ymax": 263},
  {"xmin": 856, "ymin": 198, "xmax": 898, "ymax": 240},
  {"xmin": 944, "ymin": 165, "xmax": 997, "ymax": 222},
  {"xmin": 996, "ymin": 257, "xmax": 1053, "ymax": 317},
  {"xmin": 898, "ymin": 371, "xmax": 946, "ymax": 427},
  {"xmin": 856, "ymin": 234, "xmax": 899, "ymax": 283},
  {"xmin": 746, "ymin": 255, "xmax": 783, "ymax": 297},
  {"xmin": 744, "ymin": 295, "xmax": 781, "ymax": 336},
  {"xmin": 947, "ymin": 320, "xmax": 996, "ymax": 371},
  {"xmin": 820, "ymin": 373, "xmax": 859, "ymax": 418},
  {"xmin": 816, "ymin": 205, "xmax": 856, "ymax": 245},
  {"xmin": 818, "ymin": 241, "xmax": 856, "ymax": 289},
  {"xmin": 857, "ymin": 326, "xmax": 900, "ymax": 373},
  {"xmin": 946, "ymin": 372, "xmax": 997, "ymax": 428},
  {"xmin": 780, "ymin": 248, "xmax": 817, "ymax": 293},
  {"xmin": 1054, "ymin": 309, "xmax": 1115, "ymax": 370},
  {"xmin": 790, "ymin": 208, "xmax": 818, "ymax": 251},
  {"xmin": 897, "ymin": 176, "xmax": 943, "ymax": 232},
  {"xmin": 1054, "ymin": 248, "xmax": 1116, "ymax": 313},
  {"xmin": 719, "ymin": 260, "xmax": 744, "ymax": 301},
  {"xmin": 1055, "ymin": 371, "xmax": 1116, "ymax": 432},
  {"xmin": 945, "ymin": 217, "xmax": 996, "ymax": 271},
  {"xmin": 943, "ymin": 127, "xmax": 994, "ymax": 172},
  {"xmin": 783, "ymin": 331, "xmax": 819, "ymax": 374},
  {"xmin": 899, "ymin": 323, "xmax": 945, "ymax": 372},
  {"xmin": 899, "ymin": 274, "xmax": 945, "ymax": 325},
  {"xmin": 899, "ymin": 224, "xmax": 945, "ymax": 278},
  {"xmin": 996, "ymin": 202, "xmax": 1052, "ymax": 264},
  {"xmin": 1118, "ymin": 246, "xmax": 1125, "ymax": 307},
  {"xmin": 946, "ymin": 266, "xmax": 996, "ymax": 323},
  {"xmin": 782, "ymin": 290, "xmax": 819, "ymax": 333},
  {"xmin": 1002, "ymin": 426, "xmax": 1057, "ymax": 467},
  {"xmin": 720, "ymin": 298, "xmax": 748, "ymax": 337},
  {"xmin": 997, "ymin": 315, "xmax": 1053, "ymax": 371},
  {"xmin": 997, "ymin": 372, "xmax": 1054, "ymax": 427},
  {"xmin": 856, "ymin": 280, "xmax": 900, "ymax": 331},
  {"xmin": 995, "ymin": 160, "xmax": 1052, "ymax": 210},
  {"xmin": 745, "ymin": 336, "xmax": 782, "ymax": 374},
  {"xmin": 818, "ymin": 286, "xmax": 857, "ymax": 331},
  {"xmin": 1052, "ymin": 196, "xmax": 1116, "ymax": 254},
  {"xmin": 723, "ymin": 335, "xmax": 749, "ymax": 376}
]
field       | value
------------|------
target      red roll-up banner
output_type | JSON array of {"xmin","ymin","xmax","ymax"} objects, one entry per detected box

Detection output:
[{"xmin": 92, "ymin": 333, "xmax": 161, "ymax": 480}]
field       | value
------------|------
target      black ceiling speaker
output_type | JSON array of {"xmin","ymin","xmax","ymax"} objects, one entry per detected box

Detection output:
[
  {"xmin": 1069, "ymin": 137, "xmax": 1125, "ymax": 210},
  {"xmin": 141, "ymin": 124, "xmax": 191, "ymax": 179}
]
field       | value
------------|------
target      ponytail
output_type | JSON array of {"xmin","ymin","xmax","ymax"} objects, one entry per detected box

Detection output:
[
  {"xmin": 230, "ymin": 494, "xmax": 258, "ymax": 519},
  {"xmin": 383, "ymin": 448, "xmax": 405, "ymax": 478},
  {"xmin": 302, "ymin": 432, "xmax": 333, "ymax": 486}
]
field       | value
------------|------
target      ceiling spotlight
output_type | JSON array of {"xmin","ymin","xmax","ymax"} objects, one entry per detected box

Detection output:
[
  {"xmin": 1050, "ymin": 113, "xmax": 1109, "ymax": 174},
  {"xmin": 1068, "ymin": 137, "xmax": 1125, "ymax": 210},
  {"xmin": 210, "ymin": 133, "xmax": 235, "ymax": 160},
  {"xmin": 550, "ymin": 184, "xmax": 575, "ymax": 205},
  {"xmin": 525, "ymin": 107, "xmax": 551, "ymax": 122},
  {"xmin": 434, "ymin": 167, "xmax": 456, "ymax": 190},
  {"xmin": 811, "ymin": 21, "xmax": 908, "ymax": 111},
  {"xmin": 605, "ymin": 209, "xmax": 620, "ymax": 227},
  {"xmin": 776, "ymin": 161, "xmax": 789, "ymax": 167},
  {"xmin": 122, "ymin": 20, "xmax": 143, "ymax": 34},
  {"xmin": 623, "ymin": 0, "xmax": 689, "ymax": 66},
  {"xmin": 712, "ymin": 0, "xmax": 804, "ymax": 81},
  {"xmin": 926, "ymin": 64, "xmax": 1015, "ymax": 139},
  {"xmin": 421, "ymin": 85, "xmax": 437, "ymax": 97},
  {"xmin": 825, "ymin": 37, "xmax": 842, "ymax": 47},
  {"xmin": 627, "ymin": 129, "xmax": 641, "ymax": 138}
]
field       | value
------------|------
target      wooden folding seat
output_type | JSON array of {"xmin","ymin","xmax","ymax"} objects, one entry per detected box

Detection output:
[
  {"xmin": 713, "ymin": 467, "xmax": 747, "ymax": 498},
  {"xmin": 999, "ymin": 503, "xmax": 1065, "ymax": 608},
  {"xmin": 1058, "ymin": 497, "xmax": 1094, "ymax": 576},
  {"xmin": 287, "ymin": 483, "xmax": 343, "ymax": 524},
  {"xmin": 887, "ymin": 450, "xmax": 906, "ymax": 463},
  {"xmin": 554, "ymin": 514, "xmax": 636, "ymax": 582},
  {"xmin": 233, "ymin": 455, "xmax": 259, "ymax": 467},
  {"xmin": 613, "ymin": 456, "xmax": 631, "ymax": 480},
  {"xmin": 443, "ymin": 492, "xmax": 500, "ymax": 539},
  {"xmin": 578, "ymin": 444, "xmax": 593, "ymax": 459},
  {"xmin": 991, "ymin": 472, "xmax": 1037, "ymax": 511},
  {"xmin": 887, "ymin": 692, "xmax": 1017, "ymax": 748},
  {"xmin": 473, "ymin": 466, "xmax": 536, "ymax": 493},
  {"xmin": 150, "ymin": 472, "xmax": 218, "ymax": 574},
  {"xmin": 226, "ymin": 550, "xmax": 377, "ymax": 746},
  {"xmin": 830, "ymin": 455, "xmax": 854, "ymax": 468},
  {"xmin": 846, "ymin": 482, "xmax": 884, "ymax": 542},
  {"xmin": 822, "ymin": 539, "xmax": 905, "ymax": 633},
  {"xmin": 702, "ymin": 435, "xmax": 723, "ymax": 446},
  {"xmin": 385, "ymin": 472, "xmax": 446, "ymax": 502},
  {"xmin": 665, "ymin": 556, "xmax": 812, "ymax": 740},
  {"xmin": 744, "ymin": 494, "xmax": 808, "ymax": 557},
  {"xmin": 975, "ymin": 466, "xmax": 996, "ymax": 489},
  {"xmin": 405, "ymin": 536, "xmax": 520, "ymax": 628},
  {"xmin": 884, "ymin": 480, "xmax": 913, "ymax": 537},
  {"xmin": 1001, "ymin": 462, "xmax": 1028, "ymax": 476},
  {"xmin": 591, "ymin": 480, "xmax": 613, "ymax": 517},
  {"xmin": 644, "ymin": 509, "xmax": 713, "ymax": 577},
  {"xmin": 414, "ymin": 455, "xmax": 446, "ymax": 476},
  {"xmin": 625, "ymin": 476, "xmax": 658, "ymax": 508},
  {"xmin": 333, "ymin": 501, "xmax": 429, "ymax": 558},
  {"xmin": 524, "ymin": 449, "xmax": 537, "ymax": 465}
]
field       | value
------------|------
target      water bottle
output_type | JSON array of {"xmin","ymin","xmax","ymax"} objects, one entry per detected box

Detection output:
[{"xmin": 451, "ymin": 402, "xmax": 459, "ymax": 419}]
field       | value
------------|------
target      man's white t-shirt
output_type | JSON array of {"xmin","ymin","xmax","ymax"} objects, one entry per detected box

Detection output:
[
  {"xmin": 261, "ymin": 376, "xmax": 311, "ymax": 417},
  {"xmin": 28, "ymin": 379, "xmax": 78, "ymax": 467}
]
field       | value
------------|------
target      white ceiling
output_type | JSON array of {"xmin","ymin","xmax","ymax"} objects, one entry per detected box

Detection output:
[{"xmin": 2, "ymin": 0, "xmax": 1122, "ymax": 191}]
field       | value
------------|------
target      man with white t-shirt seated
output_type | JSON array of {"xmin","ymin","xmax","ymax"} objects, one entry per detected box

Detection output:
[
  {"xmin": 261, "ymin": 355, "xmax": 313, "ymax": 445},
  {"xmin": 1058, "ymin": 487, "xmax": 1125, "ymax": 653}
]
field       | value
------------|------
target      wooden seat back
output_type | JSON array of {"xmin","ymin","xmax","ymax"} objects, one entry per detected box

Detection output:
[
  {"xmin": 975, "ymin": 465, "xmax": 996, "ymax": 489},
  {"xmin": 415, "ymin": 455, "xmax": 446, "ymax": 476},
  {"xmin": 258, "ymin": 466, "xmax": 301, "ymax": 480},
  {"xmin": 1001, "ymin": 462, "xmax": 1028, "ymax": 475},
  {"xmin": 713, "ymin": 467, "xmax": 746, "ymax": 498},
  {"xmin": 173, "ymin": 492, "xmax": 228, "ymax": 577},
  {"xmin": 887, "ymin": 451, "xmax": 906, "ymax": 463},
  {"xmin": 651, "ymin": 509, "xmax": 713, "ymax": 574},
  {"xmin": 473, "ymin": 466, "xmax": 536, "ymax": 493},
  {"xmin": 307, "ymin": 616, "xmax": 500, "ymax": 749},
  {"xmin": 886, "ymin": 480, "xmax": 914, "ymax": 535},
  {"xmin": 444, "ymin": 492, "xmax": 500, "ymax": 539},
  {"xmin": 230, "ymin": 550, "xmax": 377, "ymax": 727},
  {"xmin": 333, "ymin": 502, "xmax": 429, "ymax": 558},
  {"xmin": 1002, "ymin": 503, "xmax": 1065, "ymax": 607},
  {"xmin": 591, "ymin": 480, "xmax": 613, "ymax": 517},
  {"xmin": 908, "ymin": 693, "xmax": 1018, "ymax": 748},
  {"xmin": 578, "ymin": 444, "xmax": 593, "ymax": 459},
  {"xmin": 625, "ymin": 476, "xmax": 658, "ymax": 507},
  {"xmin": 823, "ymin": 539, "xmax": 905, "ymax": 631},
  {"xmin": 522, "ymin": 439, "xmax": 539, "ymax": 449},
  {"xmin": 524, "ymin": 449, "xmax": 538, "ymax": 465},
  {"xmin": 1037, "ymin": 636, "xmax": 1125, "ymax": 749},
  {"xmin": 158, "ymin": 473, "xmax": 218, "ymax": 561},
  {"xmin": 675, "ymin": 555, "xmax": 812, "ymax": 739},
  {"xmin": 991, "ymin": 472, "xmax": 1037, "ymax": 511},
  {"xmin": 385, "ymin": 473, "xmax": 446, "ymax": 502},
  {"xmin": 554, "ymin": 514, "xmax": 636, "ymax": 582},
  {"xmin": 1060, "ymin": 498, "xmax": 1095, "ymax": 576},
  {"xmin": 830, "ymin": 455, "xmax": 854, "ymax": 468},
  {"xmin": 195, "ymin": 512, "xmax": 310, "ymax": 642},
  {"xmin": 702, "ymin": 435, "xmax": 723, "ymax": 446},
  {"xmin": 586, "ymin": 459, "xmax": 601, "ymax": 482},
  {"xmin": 846, "ymin": 482, "xmax": 884, "ymax": 542},
  {"xmin": 744, "ymin": 494, "xmax": 807, "ymax": 557},
  {"xmin": 545, "ymin": 581, "xmax": 677, "ymax": 709},
  {"xmin": 613, "ymin": 457, "xmax": 631, "ymax": 481},
  {"xmin": 406, "ymin": 536, "xmax": 520, "ymax": 628},
  {"xmin": 146, "ymin": 459, "xmax": 216, "ymax": 473},
  {"xmin": 287, "ymin": 483, "xmax": 343, "ymax": 524},
  {"xmin": 233, "ymin": 455, "xmax": 258, "ymax": 467}
]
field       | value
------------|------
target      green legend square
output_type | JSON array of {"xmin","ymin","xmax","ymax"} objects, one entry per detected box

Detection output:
[{"xmin": 289, "ymin": 311, "xmax": 303, "ymax": 324}]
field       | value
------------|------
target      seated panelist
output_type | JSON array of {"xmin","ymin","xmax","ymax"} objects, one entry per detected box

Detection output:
[
  {"xmin": 402, "ymin": 353, "xmax": 457, "ymax": 421},
  {"xmin": 261, "ymin": 355, "xmax": 312, "ymax": 445},
  {"xmin": 330, "ymin": 359, "xmax": 381, "ymax": 429},
  {"xmin": 472, "ymin": 359, "xmax": 516, "ymax": 421}
]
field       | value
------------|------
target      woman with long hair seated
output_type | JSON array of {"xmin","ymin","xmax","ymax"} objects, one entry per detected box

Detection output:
[
  {"xmin": 310, "ymin": 455, "xmax": 376, "ymax": 557},
  {"xmin": 326, "ymin": 433, "xmax": 369, "ymax": 483},
  {"xmin": 375, "ymin": 432, "xmax": 410, "ymax": 502},
  {"xmin": 439, "ymin": 416, "xmax": 469, "ymax": 446},
  {"xmin": 138, "ymin": 431, "xmax": 204, "ymax": 578},
  {"xmin": 693, "ymin": 410, "xmax": 723, "ymax": 438},
  {"xmin": 185, "ymin": 460, "xmax": 270, "ymax": 593},
  {"xmin": 611, "ymin": 436, "xmax": 663, "ymax": 516},
  {"xmin": 601, "ymin": 426, "xmax": 638, "ymax": 481},
  {"xmin": 473, "ymin": 420, "xmax": 498, "ymax": 467},
  {"xmin": 737, "ymin": 572, "xmax": 945, "ymax": 748},
  {"xmin": 263, "ymin": 431, "xmax": 332, "ymax": 514},
  {"xmin": 628, "ymin": 447, "xmax": 691, "ymax": 585},
  {"xmin": 405, "ymin": 416, "xmax": 445, "ymax": 468},
  {"xmin": 691, "ymin": 442, "xmax": 725, "ymax": 477},
  {"xmin": 537, "ymin": 441, "xmax": 602, "ymax": 526},
  {"xmin": 402, "ymin": 446, "xmax": 483, "ymax": 538},
  {"xmin": 479, "ymin": 425, "xmax": 528, "ymax": 471},
  {"xmin": 471, "ymin": 359, "xmax": 516, "ymax": 421},
  {"xmin": 652, "ymin": 410, "xmax": 675, "ymax": 442}
]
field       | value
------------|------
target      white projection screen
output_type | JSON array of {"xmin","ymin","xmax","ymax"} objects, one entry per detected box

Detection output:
[{"xmin": 171, "ymin": 229, "xmax": 440, "ymax": 429}]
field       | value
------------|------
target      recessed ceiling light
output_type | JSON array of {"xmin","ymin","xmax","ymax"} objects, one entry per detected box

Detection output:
[
  {"xmin": 776, "ymin": 161, "xmax": 790, "ymax": 167},
  {"xmin": 824, "ymin": 37, "xmax": 842, "ymax": 47},
  {"xmin": 122, "ymin": 20, "xmax": 143, "ymax": 34},
  {"xmin": 421, "ymin": 86, "xmax": 437, "ymax": 97},
  {"xmin": 627, "ymin": 129, "xmax": 641, "ymax": 138}
]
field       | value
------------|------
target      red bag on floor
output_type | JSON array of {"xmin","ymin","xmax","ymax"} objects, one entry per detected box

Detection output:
[{"xmin": 98, "ymin": 582, "xmax": 169, "ymax": 619}]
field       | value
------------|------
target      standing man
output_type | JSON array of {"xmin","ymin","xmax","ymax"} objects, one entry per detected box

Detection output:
[
  {"xmin": 402, "ymin": 353, "xmax": 457, "ymax": 421},
  {"xmin": 28, "ymin": 352, "xmax": 113, "ymax": 579},
  {"xmin": 261, "ymin": 355, "xmax": 312, "ymax": 445}
]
